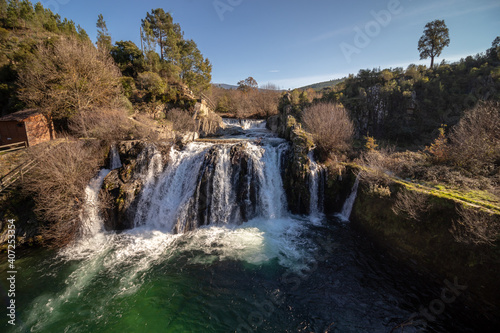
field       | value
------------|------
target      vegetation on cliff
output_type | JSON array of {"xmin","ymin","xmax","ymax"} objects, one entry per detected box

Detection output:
[{"xmin": 313, "ymin": 37, "xmax": 500, "ymax": 144}]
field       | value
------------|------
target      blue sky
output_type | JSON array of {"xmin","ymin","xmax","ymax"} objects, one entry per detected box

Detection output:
[{"xmin": 45, "ymin": 0, "xmax": 500, "ymax": 89}]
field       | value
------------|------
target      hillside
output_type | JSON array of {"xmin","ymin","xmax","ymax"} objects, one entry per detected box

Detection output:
[{"xmin": 299, "ymin": 78, "xmax": 346, "ymax": 91}]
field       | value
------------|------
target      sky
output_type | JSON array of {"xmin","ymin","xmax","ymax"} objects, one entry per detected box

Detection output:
[{"xmin": 44, "ymin": 0, "xmax": 500, "ymax": 89}]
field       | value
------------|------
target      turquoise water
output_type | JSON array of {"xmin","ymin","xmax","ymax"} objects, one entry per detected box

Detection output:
[{"xmin": 2, "ymin": 216, "xmax": 493, "ymax": 332}]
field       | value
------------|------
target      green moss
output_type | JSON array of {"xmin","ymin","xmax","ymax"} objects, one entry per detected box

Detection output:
[{"xmin": 393, "ymin": 179, "xmax": 500, "ymax": 214}]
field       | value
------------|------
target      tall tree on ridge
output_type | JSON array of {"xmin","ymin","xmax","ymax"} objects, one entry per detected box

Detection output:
[
  {"xmin": 179, "ymin": 39, "xmax": 212, "ymax": 94},
  {"xmin": 418, "ymin": 19, "xmax": 450, "ymax": 68}
]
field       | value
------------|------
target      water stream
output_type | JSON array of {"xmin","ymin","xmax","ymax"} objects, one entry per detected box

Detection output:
[{"xmin": 339, "ymin": 176, "xmax": 359, "ymax": 222}]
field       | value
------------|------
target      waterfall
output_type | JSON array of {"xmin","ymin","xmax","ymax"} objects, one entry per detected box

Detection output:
[
  {"xmin": 81, "ymin": 169, "xmax": 111, "ymax": 237},
  {"xmin": 132, "ymin": 140, "xmax": 288, "ymax": 233},
  {"xmin": 60, "ymin": 168, "xmax": 112, "ymax": 259},
  {"xmin": 222, "ymin": 118, "xmax": 267, "ymax": 130},
  {"xmin": 339, "ymin": 177, "xmax": 359, "ymax": 221},
  {"xmin": 109, "ymin": 144, "xmax": 122, "ymax": 170},
  {"xmin": 308, "ymin": 151, "xmax": 325, "ymax": 219}
]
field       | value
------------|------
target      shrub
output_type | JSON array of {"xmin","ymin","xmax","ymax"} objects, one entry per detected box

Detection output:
[
  {"xmin": 68, "ymin": 108, "xmax": 131, "ymax": 141},
  {"xmin": 24, "ymin": 140, "xmax": 104, "ymax": 247},
  {"xmin": 136, "ymin": 71, "xmax": 167, "ymax": 101},
  {"xmin": 302, "ymin": 102, "xmax": 354, "ymax": 159},
  {"xmin": 447, "ymin": 101, "xmax": 500, "ymax": 175},
  {"xmin": 364, "ymin": 136, "xmax": 378, "ymax": 151},
  {"xmin": 451, "ymin": 206, "xmax": 500, "ymax": 246},
  {"xmin": 392, "ymin": 189, "xmax": 429, "ymax": 221},
  {"xmin": 424, "ymin": 125, "xmax": 448, "ymax": 163},
  {"xmin": 166, "ymin": 108, "xmax": 196, "ymax": 132}
]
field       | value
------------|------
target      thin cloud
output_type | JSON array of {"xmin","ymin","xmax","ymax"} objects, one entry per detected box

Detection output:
[
  {"xmin": 310, "ymin": 26, "xmax": 353, "ymax": 43},
  {"xmin": 397, "ymin": 0, "xmax": 499, "ymax": 23},
  {"xmin": 269, "ymin": 70, "xmax": 280, "ymax": 73},
  {"xmin": 443, "ymin": 2, "xmax": 500, "ymax": 19},
  {"xmin": 397, "ymin": 0, "xmax": 458, "ymax": 21}
]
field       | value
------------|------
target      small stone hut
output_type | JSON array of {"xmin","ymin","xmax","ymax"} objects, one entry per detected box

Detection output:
[{"xmin": 0, "ymin": 109, "xmax": 55, "ymax": 147}]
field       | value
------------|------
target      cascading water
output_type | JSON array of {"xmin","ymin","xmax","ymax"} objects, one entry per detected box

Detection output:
[
  {"xmin": 339, "ymin": 176, "xmax": 360, "ymax": 221},
  {"xmin": 80, "ymin": 169, "xmax": 111, "ymax": 238},
  {"xmin": 222, "ymin": 118, "xmax": 267, "ymax": 130},
  {"xmin": 109, "ymin": 144, "xmax": 123, "ymax": 170},
  {"xmin": 308, "ymin": 151, "xmax": 325, "ymax": 220},
  {"xmin": 132, "ymin": 140, "xmax": 288, "ymax": 233}
]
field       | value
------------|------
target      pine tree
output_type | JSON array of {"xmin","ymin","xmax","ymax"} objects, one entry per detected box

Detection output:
[
  {"xmin": 96, "ymin": 14, "xmax": 112, "ymax": 51},
  {"xmin": 141, "ymin": 9, "xmax": 212, "ymax": 93},
  {"xmin": 0, "ymin": 0, "xmax": 8, "ymax": 21},
  {"xmin": 77, "ymin": 24, "xmax": 89, "ymax": 42},
  {"xmin": 141, "ymin": 9, "xmax": 184, "ymax": 64},
  {"xmin": 19, "ymin": 0, "xmax": 34, "ymax": 27},
  {"xmin": 6, "ymin": 0, "xmax": 21, "ymax": 28}
]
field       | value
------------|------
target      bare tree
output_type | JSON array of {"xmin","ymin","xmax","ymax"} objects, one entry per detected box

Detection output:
[
  {"xmin": 24, "ymin": 140, "xmax": 103, "ymax": 247},
  {"xmin": 68, "ymin": 108, "xmax": 131, "ymax": 141},
  {"xmin": 302, "ymin": 102, "xmax": 354, "ymax": 158},
  {"xmin": 167, "ymin": 108, "xmax": 196, "ymax": 132},
  {"xmin": 18, "ymin": 37, "xmax": 122, "ymax": 121}
]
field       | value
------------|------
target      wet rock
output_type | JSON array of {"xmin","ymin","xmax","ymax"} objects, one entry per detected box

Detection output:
[
  {"xmin": 176, "ymin": 131, "xmax": 199, "ymax": 146},
  {"xmin": 101, "ymin": 141, "xmax": 170, "ymax": 231}
]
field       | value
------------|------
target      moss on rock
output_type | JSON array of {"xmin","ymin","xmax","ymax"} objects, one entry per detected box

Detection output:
[{"xmin": 350, "ymin": 180, "xmax": 500, "ymax": 309}]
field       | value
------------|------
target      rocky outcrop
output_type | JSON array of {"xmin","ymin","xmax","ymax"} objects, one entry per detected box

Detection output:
[
  {"xmin": 101, "ymin": 141, "xmax": 170, "ymax": 231},
  {"xmin": 175, "ymin": 131, "xmax": 199, "ymax": 147},
  {"xmin": 194, "ymin": 100, "xmax": 224, "ymax": 138},
  {"xmin": 269, "ymin": 93, "xmax": 315, "ymax": 214},
  {"xmin": 281, "ymin": 116, "xmax": 314, "ymax": 214}
]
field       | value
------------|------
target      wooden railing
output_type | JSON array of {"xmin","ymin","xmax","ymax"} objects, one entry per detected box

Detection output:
[
  {"xmin": 0, "ymin": 158, "xmax": 37, "ymax": 193},
  {"xmin": 200, "ymin": 93, "xmax": 216, "ymax": 111},
  {"xmin": 0, "ymin": 141, "xmax": 27, "ymax": 153}
]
